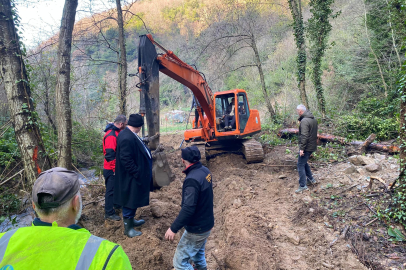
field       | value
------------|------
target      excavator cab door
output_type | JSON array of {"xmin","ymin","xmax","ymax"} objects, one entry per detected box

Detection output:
[
  {"xmin": 237, "ymin": 93, "xmax": 249, "ymax": 132},
  {"xmin": 214, "ymin": 94, "xmax": 236, "ymax": 132}
]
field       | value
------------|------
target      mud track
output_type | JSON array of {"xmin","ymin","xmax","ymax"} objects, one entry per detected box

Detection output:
[{"xmin": 80, "ymin": 133, "xmax": 367, "ymax": 270}]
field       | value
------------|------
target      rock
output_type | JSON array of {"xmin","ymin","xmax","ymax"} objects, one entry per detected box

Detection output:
[
  {"xmin": 343, "ymin": 165, "xmax": 357, "ymax": 174},
  {"xmin": 365, "ymin": 163, "xmax": 381, "ymax": 173},
  {"xmin": 151, "ymin": 204, "xmax": 163, "ymax": 218},
  {"xmin": 286, "ymin": 232, "xmax": 300, "ymax": 245},
  {"xmin": 348, "ymin": 155, "xmax": 362, "ymax": 166},
  {"xmin": 228, "ymin": 180, "xmax": 238, "ymax": 190},
  {"xmin": 374, "ymin": 153, "xmax": 386, "ymax": 160},
  {"xmin": 357, "ymin": 156, "xmax": 375, "ymax": 165},
  {"xmin": 302, "ymin": 196, "xmax": 313, "ymax": 204},
  {"xmin": 278, "ymin": 174, "xmax": 287, "ymax": 179},
  {"xmin": 309, "ymin": 208, "xmax": 315, "ymax": 213},
  {"xmin": 233, "ymin": 198, "xmax": 242, "ymax": 208},
  {"xmin": 390, "ymin": 164, "xmax": 400, "ymax": 170}
]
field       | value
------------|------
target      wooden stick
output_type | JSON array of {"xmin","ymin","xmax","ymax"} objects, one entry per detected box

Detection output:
[
  {"xmin": 71, "ymin": 163, "xmax": 89, "ymax": 183},
  {"xmin": 0, "ymin": 169, "xmax": 24, "ymax": 186},
  {"xmin": 370, "ymin": 176, "xmax": 386, "ymax": 185},
  {"xmin": 334, "ymin": 183, "xmax": 358, "ymax": 195},
  {"xmin": 83, "ymin": 198, "xmax": 105, "ymax": 207},
  {"xmin": 364, "ymin": 218, "xmax": 378, "ymax": 227},
  {"xmin": 82, "ymin": 184, "xmax": 105, "ymax": 187}
]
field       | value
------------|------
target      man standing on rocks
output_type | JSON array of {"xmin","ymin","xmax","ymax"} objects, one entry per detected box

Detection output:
[
  {"xmin": 115, "ymin": 114, "xmax": 152, "ymax": 237},
  {"xmin": 295, "ymin": 104, "xmax": 318, "ymax": 193},
  {"xmin": 103, "ymin": 115, "xmax": 127, "ymax": 221},
  {"xmin": 165, "ymin": 146, "xmax": 214, "ymax": 270}
]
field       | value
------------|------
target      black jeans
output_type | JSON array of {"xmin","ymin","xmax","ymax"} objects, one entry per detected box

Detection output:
[
  {"xmin": 123, "ymin": 207, "xmax": 137, "ymax": 219},
  {"xmin": 297, "ymin": 151, "xmax": 314, "ymax": 187},
  {"xmin": 103, "ymin": 169, "xmax": 116, "ymax": 216},
  {"xmin": 224, "ymin": 114, "xmax": 235, "ymax": 128}
]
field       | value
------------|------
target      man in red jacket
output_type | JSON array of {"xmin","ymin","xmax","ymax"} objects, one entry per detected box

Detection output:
[{"xmin": 103, "ymin": 115, "xmax": 127, "ymax": 221}]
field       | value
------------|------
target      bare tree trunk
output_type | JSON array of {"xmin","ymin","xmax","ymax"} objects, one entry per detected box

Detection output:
[
  {"xmin": 363, "ymin": 1, "xmax": 388, "ymax": 97},
  {"xmin": 288, "ymin": 0, "xmax": 309, "ymax": 108},
  {"xmin": 43, "ymin": 70, "xmax": 57, "ymax": 133},
  {"xmin": 116, "ymin": 0, "xmax": 127, "ymax": 115},
  {"xmin": 251, "ymin": 35, "xmax": 275, "ymax": 119},
  {"xmin": 55, "ymin": 0, "xmax": 78, "ymax": 169},
  {"xmin": 0, "ymin": 0, "xmax": 51, "ymax": 185}
]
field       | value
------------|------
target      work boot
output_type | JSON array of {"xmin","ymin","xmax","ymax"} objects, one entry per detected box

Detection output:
[
  {"xmin": 123, "ymin": 218, "xmax": 142, "ymax": 237},
  {"xmin": 105, "ymin": 213, "xmax": 121, "ymax": 221},
  {"xmin": 295, "ymin": 186, "xmax": 309, "ymax": 193},
  {"xmin": 133, "ymin": 218, "xmax": 145, "ymax": 227}
]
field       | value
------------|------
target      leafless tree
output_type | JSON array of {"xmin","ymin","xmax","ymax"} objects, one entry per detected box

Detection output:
[
  {"xmin": 0, "ymin": 0, "xmax": 51, "ymax": 184},
  {"xmin": 55, "ymin": 0, "xmax": 78, "ymax": 169}
]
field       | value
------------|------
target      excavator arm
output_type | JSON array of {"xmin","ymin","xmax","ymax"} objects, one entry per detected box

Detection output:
[{"xmin": 138, "ymin": 34, "xmax": 215, "ymax": 146}]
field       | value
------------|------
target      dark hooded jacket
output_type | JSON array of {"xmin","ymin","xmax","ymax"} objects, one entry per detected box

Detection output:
[{"xmin": 298, "ymin": 111, "xmax": 318, "ymax": 152}]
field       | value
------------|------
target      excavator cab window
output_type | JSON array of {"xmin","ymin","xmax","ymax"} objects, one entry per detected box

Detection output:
[
  {"xmin": 215, "ymin": 94, "xmax": 236, "ymax": 132},
  {"xmin": 237, "ymin": 93, "xmax": 250, "ymax": 132}
]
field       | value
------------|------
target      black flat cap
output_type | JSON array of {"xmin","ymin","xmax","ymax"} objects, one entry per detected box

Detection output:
[
  {"xmin": 181, "ymin": 146, "xmax": 201, "ymax": 163},
  {"xmin": 128, "ymin": 114, "xmax": 144, "ymax": 127}
]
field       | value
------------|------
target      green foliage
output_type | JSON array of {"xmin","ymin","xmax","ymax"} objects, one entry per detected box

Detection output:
[
  {"xmin": 388, "ymin": 227, "xmax": 406, "ymax": 241},
  {"xmin": 0, "ymin": 128, "xmax": 20, "ymax": 168},
  {"xmin": 288, "ymin": 0, "xmax": 307, "ymax": 96},
  {"xmin": 307, "ymin": 0, "xmax": 339, "ymax": 116},
  {"xmin": 311, "ymin": 143, "xmax": 346, "ymax": 162},
  {"xmin": 0, "ymin": 189, "xmax": 20, "ymax": 217},
  {"xmin": 337, "ymin": 114, "xmax": 399, "ymax": 141},
  {"xmin": 162, "ymin": 0, "xmax": 202, "ymax": 23},
  {"xmin": 259, "ymin": 122, "xmax": 284, "ymax": 146}
]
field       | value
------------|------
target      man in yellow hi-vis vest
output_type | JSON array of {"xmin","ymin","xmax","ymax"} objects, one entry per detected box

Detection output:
[{"xmin": 0, "ymin": 167, "xmax": 132, "ymax": 270}]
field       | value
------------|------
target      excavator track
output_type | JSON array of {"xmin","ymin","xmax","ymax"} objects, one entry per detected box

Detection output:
[
  {"xmin": 196, "ymin": 144, "xmax": 207, "ymax": 165},
  {"xmin": 242, "ymin": 139, "xmax": 264, "ymax": 163}
]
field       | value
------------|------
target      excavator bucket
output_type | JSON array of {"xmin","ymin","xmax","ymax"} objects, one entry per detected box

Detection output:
[{"xmin": 139, "ymin": 35, "xmax": 175, "ymax": 188}]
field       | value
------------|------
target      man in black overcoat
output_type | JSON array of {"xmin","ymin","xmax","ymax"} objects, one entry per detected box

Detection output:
[{"xmin": 115, "ymin": 114, "xmax": 152, "ymax": 237}]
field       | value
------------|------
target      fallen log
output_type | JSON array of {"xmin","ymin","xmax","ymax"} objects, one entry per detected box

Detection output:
[
  {"xmin": 360, "ymin": 134, "xmax": 376, "ymax": 154},
  {"xmin": 278, "ymin": 129, "xmax": 399, "ymax": 153}
]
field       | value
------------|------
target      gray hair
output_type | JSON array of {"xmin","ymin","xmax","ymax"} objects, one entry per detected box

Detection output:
[
  {"xmin": 34, "ymin": 191, "xmax": 81, "ymax": 221},
  {"xmin": 114, "ymin": 114, "xmax": 127, "ymax": 124},
  {"xmin": 296, "ymin": 104, "xmax": 307, "ymax": 112}
]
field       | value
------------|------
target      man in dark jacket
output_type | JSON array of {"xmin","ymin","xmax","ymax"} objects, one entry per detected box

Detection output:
[
  {"xmin": 115, "ymin": 114, "xmax": 152, "ymax": 237},
  {"xmin": 103, "ymin": 115, "xmax": 127, "ymax": 221},
  {"xmin": 296, "ymin": 104, "xmax": 318, "ymax": 193},
  {"xmin": 165, "ymin": 146, "xmax": 214, "ymax": 270}
]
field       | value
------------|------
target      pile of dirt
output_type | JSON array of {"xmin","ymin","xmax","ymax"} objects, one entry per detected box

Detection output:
[{"xmin": 79, "ymin": 136, "xmax": 405, "ymax": 269}]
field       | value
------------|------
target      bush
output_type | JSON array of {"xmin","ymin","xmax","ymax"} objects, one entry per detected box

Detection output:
[
  {"xmin": 0, "ymin": 128, "xmax": 20, "ymax": 169},
  {"xmin": 336, "ymin": 114, "xmax": 398, "ymax": 141}
]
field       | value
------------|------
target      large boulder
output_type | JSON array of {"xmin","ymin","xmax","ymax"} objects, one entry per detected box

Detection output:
[
  {"xmin": 357, "ymin": 155, "xmax": 375, "ymax": 166},
  {"xmin": 365, "ymin": 163, "xmax": 382, "ymax": 173},
  {"xmin": 348, "ymin": 155, "xmax": 362, "ymax": 166}
]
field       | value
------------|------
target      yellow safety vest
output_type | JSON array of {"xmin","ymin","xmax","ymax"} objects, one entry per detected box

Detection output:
[{"xmin": 0, "ymin": 221, "xmax": 132, "ymax": 270}]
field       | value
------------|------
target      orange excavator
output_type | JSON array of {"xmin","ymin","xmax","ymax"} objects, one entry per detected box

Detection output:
[{"xmin": 137, "ymin": 34, "xmax": 264, "ymax": 186}]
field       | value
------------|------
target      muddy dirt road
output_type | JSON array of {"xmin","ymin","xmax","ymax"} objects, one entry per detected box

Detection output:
[{"xmin": 80, "ymin": 133, "xmax": 371, "ymax": 270}]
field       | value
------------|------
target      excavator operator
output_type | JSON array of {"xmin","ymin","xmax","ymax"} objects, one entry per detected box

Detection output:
[{"xmin": 223, "ymin": 97, "xmax": 235, "ymax": 130}]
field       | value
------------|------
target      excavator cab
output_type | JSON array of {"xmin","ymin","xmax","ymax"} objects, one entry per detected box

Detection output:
[{"xmin": 214, "ymin": 91, "xmax": 254, "ymax": 135}]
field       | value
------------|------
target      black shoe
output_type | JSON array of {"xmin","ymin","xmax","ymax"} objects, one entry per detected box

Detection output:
[
  {"xmin": 133, "ymin": 219, "xmax": 145, "ymax": 227},
  {"xmin": 123, "ymin": 218, "xmax": 142, "ymax": 238},
  {"xmin": 105, "ymin": 213, "xmax": 121, "ymax": 221}
]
